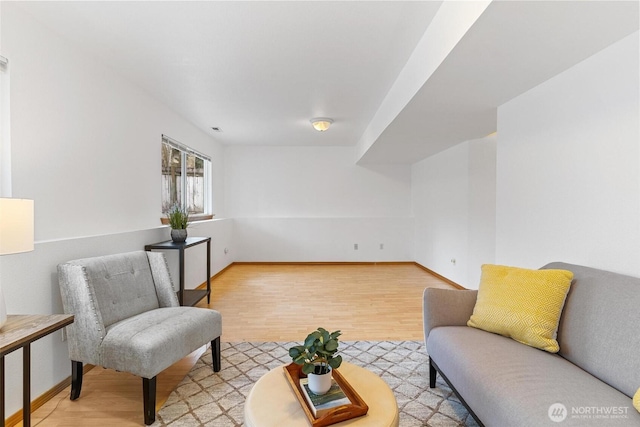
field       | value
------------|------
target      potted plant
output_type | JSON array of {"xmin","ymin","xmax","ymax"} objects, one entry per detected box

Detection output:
[
  {"xmin": 167, "ymin": 203, "xmax": 189, "ymax": 243},
  {"xmin": 289, "ymin": 327, "xmax": 342, "ymax": 395}
]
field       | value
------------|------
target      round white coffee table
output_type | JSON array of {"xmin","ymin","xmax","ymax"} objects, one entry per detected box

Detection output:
[{"xmin": 244, "ymin": 362, "xmax": 399, "ymax": 427}]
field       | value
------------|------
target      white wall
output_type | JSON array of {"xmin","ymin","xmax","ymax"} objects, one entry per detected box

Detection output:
[
  {"xmin": 412, "ymin": 136, "xmax": 496, "ymax": 288},
  {"xmin": 412, "ymin": 32, "xmax": 639, "ymax": 287},
  {"xmin": 413, "ymin": 143, "xmax": 469, "ymax": 284},
  {"xmin": 496, "ymin": 31, "xmax": 640, "ymax": 276},
  {"xmin": 226, "ymin": 145, "xmax": 411, "ymax": 218},
  {"xmin": 225, "ymin": 145, "xmax": 414, "ymax": 261},
  {"xmin": 4, "ymin": 4, "xmax": 225, "ymax": 241},
  {"xmin": 0, "ymin": 4, "xmax": 232, "ymax": 417},
  {"xmin": 467, "ymin": 136, "xmax": 497, "ymax": 286},
  {"xmin": 234, "ymin": 217, "xmax": 413, "ymax": 262}
]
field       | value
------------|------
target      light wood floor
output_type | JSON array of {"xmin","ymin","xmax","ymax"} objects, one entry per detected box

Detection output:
[{"xmin": 21, "ymin": 263, "xmax": 455, "ymax": 427}]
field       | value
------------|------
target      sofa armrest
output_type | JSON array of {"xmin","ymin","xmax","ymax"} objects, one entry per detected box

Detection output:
[{"xmin": 423, "ymin": 288, "xmax": 478, "ymax": 342}]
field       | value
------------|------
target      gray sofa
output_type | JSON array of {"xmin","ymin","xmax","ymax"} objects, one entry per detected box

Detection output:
[{"xmin": 423, "ymin": 262, "xmax": 640, "ymax": 426}]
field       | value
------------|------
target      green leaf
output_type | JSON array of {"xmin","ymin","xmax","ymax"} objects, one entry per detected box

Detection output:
[
  {"xmin": 304, "ymin": 331, "xmax": 321, "ymax": 348},
  {"xmin": 328, "ymin": 355, "xmax": 342, "ymax": 369},
  {"xmin": 329, "ymin": 330, "xmax": 342, "ymax": 340},
  {"xmin": 292, "ymin": 328, "xmax": 342, "ymax": 368},
  {"xmin": 325, "ymin": 339, "xmax": 338, "ymax": 352},
  {"xmin": 302, "ymin": 363, "xmax": 315, "ymax": 375},
  {"xmin": 289, "ymin": 346, "xmax": 304, "ymax": 358},
  {"xmin": 166, "ymin": 203, "xmax": 190, "ymax": 229}
]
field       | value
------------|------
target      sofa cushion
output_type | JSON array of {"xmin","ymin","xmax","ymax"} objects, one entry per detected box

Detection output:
[
  {"xmin": 428, "ymin": 326, "xmax": 640, "ymax": 426},
  {"xmin": 467, "ymin": 264, "xmax": 573, "ymax": 353},
  {"xmin": 544, "ymin": 262, "xmax": 640, "ymax": 398},
  {"xmin": 101, "ymin": 307, "xmax": 222, "ymax": 378}
]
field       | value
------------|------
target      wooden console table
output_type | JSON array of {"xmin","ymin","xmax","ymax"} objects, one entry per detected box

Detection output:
[
  {"xmin": 0, "ymin": 314, "xmax": 74, "ymax": 427},
  {"xmin": 145, "ymin": 237, "xmax": 211, "ymax": 306}
]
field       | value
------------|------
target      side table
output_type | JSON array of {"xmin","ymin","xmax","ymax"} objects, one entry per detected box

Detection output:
[
  {"xmin": 145, "ymin": 237, "xmax": 211, "ymax": 306},
  {"xmin": 0, "ymin": 314, "xmax": 74, "ymax": 427}
]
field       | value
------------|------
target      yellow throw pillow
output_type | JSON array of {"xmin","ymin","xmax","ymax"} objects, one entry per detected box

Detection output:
[
  {"xmin": 467, "ymin": 264, "xmax": 573, "ymax": 353},
  {"xmin": 634, "ymin": 388, "xmax": 640, "ymax": 413}
]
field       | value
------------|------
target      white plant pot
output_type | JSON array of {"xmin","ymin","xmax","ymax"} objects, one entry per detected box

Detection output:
[{"xmin": 307, "ymin": 367, "xmax": 332, "ymax": 395}]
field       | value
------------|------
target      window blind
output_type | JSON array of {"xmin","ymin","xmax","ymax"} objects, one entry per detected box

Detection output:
[{"xmin": 161, "ymin": 134, "xmax": 211, "ymax": 162}]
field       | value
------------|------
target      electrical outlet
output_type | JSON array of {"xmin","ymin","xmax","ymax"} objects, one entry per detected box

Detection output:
[
  {"xmin": 451, "ymin": 258, "xmax": 456, "ymax": 265},
  {"xmin": 354, "ymin": 243, "xmax": 358, "ymax": 250},
  {"xmin": 380, "ymin": 243, "xmax": 384, "ymax": 250},
  {"xmin": 224, "ymin": 247, "xmax": 229, "ymax": 254}
]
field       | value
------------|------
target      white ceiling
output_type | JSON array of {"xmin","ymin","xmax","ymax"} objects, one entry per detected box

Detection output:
[
  {"xmin": 12, "ymin": 1, "xmax": 640, "ymax": 164},
  {"xmin": 14, "ymin": 1, "xmax": 441, "ymax": 146}
]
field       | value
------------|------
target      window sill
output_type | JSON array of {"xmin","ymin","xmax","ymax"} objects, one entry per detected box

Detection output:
[{"xmin": 160, "ymin": 214, "xmax": 215, "ymax": 225}]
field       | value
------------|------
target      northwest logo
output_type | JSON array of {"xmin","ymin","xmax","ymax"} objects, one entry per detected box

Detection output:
[{"xmin": 549, "ymin": 403, "xmax": 568, "ymax": 422}]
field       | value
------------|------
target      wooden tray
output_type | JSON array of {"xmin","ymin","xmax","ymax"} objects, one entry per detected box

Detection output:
[{"xmin": 283, "ymin": 363, "xmax": 369, "ymax": 427}]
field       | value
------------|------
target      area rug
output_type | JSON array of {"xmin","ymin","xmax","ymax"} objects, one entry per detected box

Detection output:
[{"xmin": 153, "ymin": 341, "xmax": 476, "ymax": 427}]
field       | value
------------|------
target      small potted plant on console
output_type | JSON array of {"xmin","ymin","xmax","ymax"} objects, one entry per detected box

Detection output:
[
  {"xmin": 167, "ymin": 203, "xmax": 189, "ymax": 243},
  {"xmin": 289, "ymin": 327, "xmax": 342, "ymax": 395}
]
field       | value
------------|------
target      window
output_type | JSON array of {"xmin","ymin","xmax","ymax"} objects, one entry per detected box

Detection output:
[{"xmin": 161, "ymin": 135, "xmax": 211, "ymax": 216}]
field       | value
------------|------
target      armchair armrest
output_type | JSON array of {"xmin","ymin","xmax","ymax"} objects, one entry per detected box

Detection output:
[
  {"xmin": 58, "ymin": 263, "xmax": 107, "ymax": 364},
  {"xmin": 147, "ymin": 252, "xmax": 179, "ymax": 308},
  {"xmin": 423, "ymin": 288, "xmax": 478, "ymax": 342}
]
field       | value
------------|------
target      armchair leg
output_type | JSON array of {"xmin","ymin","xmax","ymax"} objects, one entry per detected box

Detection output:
[
  {"xmin": 212, "ymin": 336, "xmax": 221, "ymax": 372},
  {"xmin": 70, "ymin": 361, "xmax": 83, "ymax": 400},
  {"xmin": 142, "ymin": 376, "xmax": 157, "ymax": 425},
  {"xmin": 429, "ymin": 357, "xmax": 437, "ymax": 388}
]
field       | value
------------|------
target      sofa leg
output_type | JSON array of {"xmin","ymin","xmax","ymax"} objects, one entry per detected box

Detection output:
[
  {"xmin": 212, "ymin": 336, "xmax": 221, "ymax": 372},
  {"xmin": 70, "ymin": 361, "xmax": 83, "ymax": 400},
  {"xmin": 142, "ymin": 376, "xmax": 157, "ymax": 425},
  {"xmin": 429, "ymin": 357, "xmax": 437, "ymax": 388}
]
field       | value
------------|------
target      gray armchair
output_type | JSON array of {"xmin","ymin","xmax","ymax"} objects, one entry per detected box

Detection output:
[{"xmin": 57, "ymin": 251, "xmax": 222, "ymax": 425}]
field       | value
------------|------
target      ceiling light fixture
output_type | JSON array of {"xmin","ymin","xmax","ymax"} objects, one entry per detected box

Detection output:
[{"xmin": 310, "ymin": 117, "xmax": 333, "ymax": 132}]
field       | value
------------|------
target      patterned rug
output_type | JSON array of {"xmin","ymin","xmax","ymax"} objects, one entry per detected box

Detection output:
[{"xmin": 153, "ymin": 341, "xmax": 476, "ymax": 427}]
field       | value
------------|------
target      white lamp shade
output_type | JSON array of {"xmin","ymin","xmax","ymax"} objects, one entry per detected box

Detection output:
[{"xmin": 0, "ymin": 198, "xmax": 34, "ymax": 255}]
